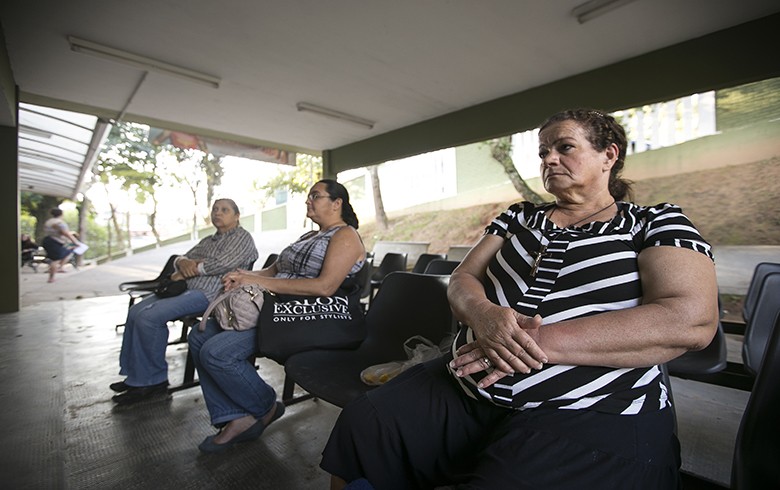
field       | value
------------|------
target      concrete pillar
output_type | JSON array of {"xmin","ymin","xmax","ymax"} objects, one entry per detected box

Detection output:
[{"xmin": 0, "ymin": 119, "xmax": 20, "ymax": 313}]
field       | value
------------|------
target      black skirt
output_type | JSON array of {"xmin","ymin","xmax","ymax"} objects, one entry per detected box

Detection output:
[
  {"xmin": 42, "ymin": 236, "xmax": 71, "ymax": 261},
  {"xmin": 321, "ymin": 356, "xmax": 680, "ymax": 490}
]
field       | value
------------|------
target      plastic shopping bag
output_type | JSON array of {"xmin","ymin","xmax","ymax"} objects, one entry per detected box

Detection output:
[{"xmin": 360, "ymin": 335, "xmax": 450, "ymax": 386}]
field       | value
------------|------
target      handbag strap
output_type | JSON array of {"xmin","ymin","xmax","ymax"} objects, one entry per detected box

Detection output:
[
  {"xmin": 198, "ymin": 285, "xmax": 266, "ymax": 331},
  {"xmin": 199, "ymin": 288, "xmax": 233, "ymax": 331}
]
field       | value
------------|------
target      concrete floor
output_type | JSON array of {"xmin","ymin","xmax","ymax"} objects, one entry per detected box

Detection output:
[
  {"xmin": 4, "ymin": 243, "xmax": 776, "ymax": 489},
  {"xmin": 1, "ymin": 294, "xmax": 340, "ymax": 489}
]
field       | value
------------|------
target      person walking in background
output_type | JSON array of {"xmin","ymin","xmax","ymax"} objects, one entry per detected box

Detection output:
[{"xmin": 41, "ymin": 208, "xmax": 81, "ymax": 283}]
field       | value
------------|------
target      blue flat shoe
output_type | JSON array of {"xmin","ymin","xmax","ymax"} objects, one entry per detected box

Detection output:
[{"xmin": 198, "ymin": 402, "xmax": 285, "ymax": 454}]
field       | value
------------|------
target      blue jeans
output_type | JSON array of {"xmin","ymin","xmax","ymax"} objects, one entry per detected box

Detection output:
[
  {"xmin": 119, "ymin": 289, "xmax": 209, "ymax": 387},
  {"xmin": 188, "ymin": 319, "xmax": 277, "ymax": 426}
]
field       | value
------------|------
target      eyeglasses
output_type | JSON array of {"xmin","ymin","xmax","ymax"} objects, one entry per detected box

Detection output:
[{"xmin": 306, "ymin": 193, "xmax": 333, "ymax": 201}]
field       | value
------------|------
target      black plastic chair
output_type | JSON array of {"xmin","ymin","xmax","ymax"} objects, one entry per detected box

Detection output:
[
  {"xmin": 355, "ymin": 256, "xmax": 374, "ymax": 310},
  {"xmin": 742, "ymin": 262, "xmax": 780, "ymax": 322},
  {"xmin": 741, "ymin": 272, "xmax": 780, "ymax": 375},
  {"xmin": 411, "ymin": 253, "xmax": 446, "ymax": 274},
  {"xmin": 682, "ymin": 269, "xmax": 780, "ymax": 392},
  {"xmin": 284, "ymin": 272, "xmax": 453, "ymax": 408},
  {"xmin": 731, "ymin": 312, "xmax": 780, "ymax": 489},
  {"xmin": 667, "ymin": 319, "xmax": 728, "ymax": 377},
  {"xmin": 423, "ymin": 259, "xmax": 460, "ymax": 275},
  {"xmin": 368, "ymin": 252, "xmax": 408, "ymax": 307},
  {"xmin": 115, "ymin": 255, "xmax": 180, "ymax": 333},
  {"xmin": 260, "ymin": 253, "xmax": 279, "ymax": 269}
]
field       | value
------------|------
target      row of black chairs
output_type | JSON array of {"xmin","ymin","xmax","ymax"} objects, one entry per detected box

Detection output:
[
  {"xmin": 283, "ymin": 262, "xmax": 780, "ymax": 488},
  {"xmin": 116, "ymin": 250, "xmax": 780, "ymax": 488},
  {"xmin": 365, "ymin": 252, "xmax": 460, "ymax": 308},
  {"xmin": 668, "ymin": 262, "xmax": 780, "ymax": 392},
  {"xmin": 118, "ymin": 250, "xmax": 458, "ymax": 394},
  {"xmin": 671, "ymin": 262, "xmax": 780, "ymax": 489}
]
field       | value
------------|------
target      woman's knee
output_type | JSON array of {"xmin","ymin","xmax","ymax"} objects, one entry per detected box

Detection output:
[{"xmin": 199, "ymin": 336, "xmax": 241, "ymax": 371}]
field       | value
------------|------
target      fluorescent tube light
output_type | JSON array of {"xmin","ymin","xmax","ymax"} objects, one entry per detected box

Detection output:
[
  {"xmin": 571, "ymin": 0, "xmax": 640, "ymax": 24},
  {"xmin": 68, "ymin": 36, "xmax": 221, "ymax": 89},
  {"xmin": 296, "ymin": 102, "xmax": 375, "ymax": 129},
  {"xmin": 19, "ymin": 125, "xmax": 53, "ymax": 138}
]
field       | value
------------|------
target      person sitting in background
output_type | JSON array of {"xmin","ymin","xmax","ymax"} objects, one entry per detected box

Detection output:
[
  {"xmin": 41, "ymin": 208, "xmax": 81, "ymax": 283},
  {"xmin": 321, "ymin": 109, "xmax": 719, "ymax": 489},
  {"xmin": 110, "ymin": 198, "xmax": 258, "ymax": 405},
  {"xmin": 20, "ymin": 233, "xmax": 39, "ymax": 266},
  {"xmin": 189, "ymin": 179, "xmax": 365, "ymax": 453}
]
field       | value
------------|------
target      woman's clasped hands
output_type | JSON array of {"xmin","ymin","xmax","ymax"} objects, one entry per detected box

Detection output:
[
  {"xmin": 221, "ymin": 269, "xmax": 258, "ymax": 291},
  {"xmin": 449, "ymin": 305, "xmax": 548, "ymax": 389}
]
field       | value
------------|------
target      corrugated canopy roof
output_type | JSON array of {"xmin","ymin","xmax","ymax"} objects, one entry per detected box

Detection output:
[{"xmin": 17, "ymin": 103, "xmax": 110, "ymax": 199}]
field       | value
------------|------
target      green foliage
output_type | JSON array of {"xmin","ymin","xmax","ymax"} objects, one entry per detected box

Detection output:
[
  {"xmin": 95, "ymin": 123, "xmax": 163, "ymax": 202},
  {"xmin": 259, "ymin": 153, "xmax": 322, "ymax": 200},
  {"xmin": 20, "ymin": 214, "xmax": 36, "ymax": 237},
  {"xmin": 21, "ymin": 192, "xmax": 64, "ymax": 241},
  {"xmin": 716, "ymin": 77, "xmax": 780, "ymax": 130}
]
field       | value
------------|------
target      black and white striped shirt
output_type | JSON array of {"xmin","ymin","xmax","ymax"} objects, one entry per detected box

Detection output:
[{"xmin": 451, "ymin": 201, "xmax": 713, "ymax": 415}]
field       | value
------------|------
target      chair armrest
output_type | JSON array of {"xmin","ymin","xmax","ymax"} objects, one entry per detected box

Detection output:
[
  {"xmin": 118, "ymin": 279, "xmax": 161, "ymax": 292},
  {"xmin": 721, "ymin": 319, "xmax": 746, "ymax": 336}
]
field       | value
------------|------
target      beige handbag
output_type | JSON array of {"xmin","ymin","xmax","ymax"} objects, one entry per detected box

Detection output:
[{"xmin": 199, "ymin": 284, "xmax": 266, "ymax": 331}]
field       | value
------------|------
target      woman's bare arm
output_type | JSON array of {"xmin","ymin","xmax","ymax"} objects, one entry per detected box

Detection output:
[{"xmin": 223, "ymin": 227, "xmax": 365, "ymax": 296}]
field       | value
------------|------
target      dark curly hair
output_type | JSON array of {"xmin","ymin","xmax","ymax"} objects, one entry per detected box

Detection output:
[
  {"xmin": 540, "ymin": 108, "xmax": 633, "ymax": 201},
  {"xmin": 318, "ymin": 179, "xmax": 359, "ymax": 229}
]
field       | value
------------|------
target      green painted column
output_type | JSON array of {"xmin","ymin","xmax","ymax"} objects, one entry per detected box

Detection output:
[{"xmin": 0, "ymin": 119, "xmax": 19, "ymax": 313}]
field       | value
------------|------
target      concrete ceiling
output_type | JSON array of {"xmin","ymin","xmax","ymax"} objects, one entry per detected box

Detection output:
[{"xmin": 2, "ymin": 0, "xmax": 780, "ymax": 197}]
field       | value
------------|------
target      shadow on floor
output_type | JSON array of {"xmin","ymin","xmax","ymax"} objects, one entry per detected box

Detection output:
[
  {"xmin": 0, "ymin": 295, "xmax": 339, "ymax": 489},
  {"xmin": 0, "ymin": 292, "xmax": 749, "ymax": 488}
]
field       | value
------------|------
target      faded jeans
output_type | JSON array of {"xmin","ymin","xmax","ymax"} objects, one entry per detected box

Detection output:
[
  {"xmin": 119, "ymin": 289, "xmax": 209, "ymax": 387},
  {"xmin": 188, "ymin": 318, "xmax": 277, "ymax": 426}
]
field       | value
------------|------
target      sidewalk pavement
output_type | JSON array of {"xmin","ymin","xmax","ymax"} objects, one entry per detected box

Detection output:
[
  {"xmin": 18, "ymin": 241, "xmax": 780, "ymax": 308},
  {"xmin": 19, "ymin": 229, "xmax": 301, "ymax": 308}
]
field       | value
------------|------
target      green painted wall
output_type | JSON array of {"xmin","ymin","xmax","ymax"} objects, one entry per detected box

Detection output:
[
  {"xmin": 455, "ymin": 143, "xmax": 507, "ymax": 194},
  {"xmin": 262, "ymin": 206, "xmax": 287, "ymax": 231}
]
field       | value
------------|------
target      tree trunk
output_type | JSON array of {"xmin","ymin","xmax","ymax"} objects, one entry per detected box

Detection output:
[
  {"xmin": 149, "ymin": 195, "xmax": 162, "ymax": 245},
  {"xmin": 109, "ymin": 203, "xmax": 126, "ymax": 252},
  {"xmin": 489, "ymin": 136, "xmax": 545, "ymax": 204},
  {"xmin": 75, "ymin": 197, "xmax": 89, "ymax": 266},
  {"xmin": 368, "ymin": 165, "xmax": 389, "ymax": 230}
]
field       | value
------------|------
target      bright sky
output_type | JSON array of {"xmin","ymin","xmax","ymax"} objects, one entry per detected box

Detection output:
[{"xmin": 85, "ymin": 155, "xmax": 289, "ymax": 237}]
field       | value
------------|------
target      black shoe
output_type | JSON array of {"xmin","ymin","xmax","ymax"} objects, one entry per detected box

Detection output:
[
  {"xmin": 198, "ymin": 401, "xmax": 286, "ymax": 454},
  {"xmin": 111, "ymin": 381, "xmax": 169, "ymax": 405},
  {"xmin": 109, "ymin": 381, "xmax": 129, "ymax": 393}
]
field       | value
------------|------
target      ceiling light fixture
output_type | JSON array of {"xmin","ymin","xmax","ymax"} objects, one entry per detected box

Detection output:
[
  {"xmin": 571, "ymin": 0, "xmax": 640, "ymax": 24},
  {"xmin": 296, "ymin": 102, "xmax": 375, "ymax": 129},
  {"xmin": 19, "ymin": 125, "xmax": 53, "ymax": 138},
  {"xmin": 68, "ymin": 36, "xmax": 221, "ymax": 89}
]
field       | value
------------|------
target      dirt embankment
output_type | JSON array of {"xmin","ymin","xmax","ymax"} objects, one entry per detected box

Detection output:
[{"xmin": 362, "ymin": 158, "xmax": 780, "ymax": 251}]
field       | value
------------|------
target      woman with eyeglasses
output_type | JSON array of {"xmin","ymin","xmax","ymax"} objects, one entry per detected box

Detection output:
[{"xmin": 189, "ymin": 179, "xmax": 366, "ymax": 453}]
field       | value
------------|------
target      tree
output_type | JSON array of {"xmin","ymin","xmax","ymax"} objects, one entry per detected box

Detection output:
[
  {"xmin": 487, "ymin": 136, "xmax": 544, "ymax": 204},
  {"xmin": 200, "ymin": 152, "xmax": 224, "ymax": 211},
  {"xmin": 21, "ymin": 193, "xmax": 64, "ymax": 241},
  {"xmin": 259, "ymin": 153, "xmax": 322, "ymax": 201},
  {"xmin": 368, "ymin": 165, "xmax": 389, "ymax": 230},
  {"xmin": 94, "ymin": 122, "xmax": 191, "ymax": 246}
]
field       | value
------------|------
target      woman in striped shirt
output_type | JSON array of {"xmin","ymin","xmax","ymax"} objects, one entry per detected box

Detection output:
[{"xmin": 322, "ymin": 109, "xmax": 719, "ymax": 489}]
